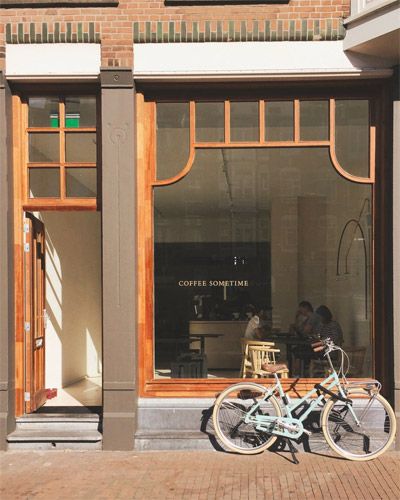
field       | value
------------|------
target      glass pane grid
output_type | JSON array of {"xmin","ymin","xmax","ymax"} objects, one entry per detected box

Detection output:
[
  {"xmin": 26, "ymin": 95, "xmax": 97, "ymax": 201},
  {"xmin": 195, "ymin": 102, "xmax": 225, "ymax": 143},
  {"xmin": 230, "ymin": 102, "xmax": 259, "ymax": 142},
  {"xmin": 265, "ymin": 101, "xmax": 294, "ymax": 142}
]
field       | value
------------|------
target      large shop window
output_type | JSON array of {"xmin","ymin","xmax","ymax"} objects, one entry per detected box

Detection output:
[
  {"xmin": 139, "ymin": 96, "xmax": 376, "ymax": 387},
  {"xmin": 22, "ymin": 95, "xmax": 98, "ymax": 210}
]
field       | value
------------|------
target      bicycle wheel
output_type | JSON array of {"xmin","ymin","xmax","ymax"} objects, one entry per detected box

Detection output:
[
  {"xmin": 322, "ymin": 389, "xmax": 397, "ymax": 461},
  {"xmin": 213, "ymin": 382, "xmax": 282, "ymax": 455}
]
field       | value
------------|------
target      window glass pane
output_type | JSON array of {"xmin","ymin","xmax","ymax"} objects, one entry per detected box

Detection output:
[
  {"xmin": 154, "ymin": 148, "xmax": 372, "ymax": 379},
  {"xmin": 65, "ymin": 96, "xmax": 96, "ymax": 128},
  {"xmin": 29, "ymin": 133, "xmax": 59, "ymax": 162},
  {"xmin": 335, "ymin": 100, "xmax": 369, "ymax": 178},
  {"xmin": 66, "ymin": 168, "xmax": 97, "ymax": 197},
  {"xmin": 300, "ymin": 101, "xmax": 329, "ymax": 140},
  {"xmin": 265, "ymin": 101, "xmax": 294, "ymax": 141},
  {"xmin": 65, "ymin": 132, "xmax": 97, "ymax": 163},
  {"xmin": 230, "ymin": 102, "xmax": 259, "ymax": 142},
  {"xmin": 28, "ymin": 97, "xmax": 59, "ymax": 128},
  {"xmin": 29, "ymin": 168, "xmax": 60, "ymax": 198},
  {"xmin": 156, "ymin": 102, "xmax": 189, "ymax": 180},
  {"xmin": 196, "ymin": 102, "xmax": 224, "ymax": 142}
]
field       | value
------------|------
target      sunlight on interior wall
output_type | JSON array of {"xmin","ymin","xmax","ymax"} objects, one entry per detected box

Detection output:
[{"xmin": 41, "ymin": 212, "xmax": 102, "ymax": 388}]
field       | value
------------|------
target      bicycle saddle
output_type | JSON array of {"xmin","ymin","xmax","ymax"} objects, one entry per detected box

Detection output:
[{"xmin": 261, "ymin": 363, "xmax": 288, "ymax": 373}]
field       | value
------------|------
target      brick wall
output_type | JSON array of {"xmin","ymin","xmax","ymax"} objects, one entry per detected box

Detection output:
[{"xmin": 0, "ymin": 0, "xmax": 350, "ymax": 69}]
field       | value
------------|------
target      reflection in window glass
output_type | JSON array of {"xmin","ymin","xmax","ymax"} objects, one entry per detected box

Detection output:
[
  {"xmin": 156, "ymin": 103, "xmax": 190, "ymax": 181},
  {"xmin": 230, "ymin": 102, "xmax": 259, "ymax": 141},
  {"xmin": 265, "ymin": 101, "xmax": 294, "ymax": 141},
  {"xmin": 300, "ymin": 101, "xmax": 329, "ymax": 140},
  {"xmin": 196, "ymin": 102, "xmax": 224, "ymax": 142},
  {"xmin": 154, "ymin": 147, "xmax": 372, "ymax": 379},
  {"xmin": 28, "ymin": 97, "xmax": 60, "ymax": 128},
  {"xmin": 335, "ymin": 100, "xmax": 369, "ymax": 178},
  {"xmin": 65, "ymin": 132, "xmax": 97, "ymax": 163},
  {"xmin": 29, "ymin": 133, "xmax": 59, "ymax": 162},
  {"xmin": 66, "ymin": 168, "xmax": 97, "ymax": 197},
  {"xmin": 29, "ymin": 168, "xmax": 60, "ymax": 198},
  {"xmin": 65, "ymin": 97, "xmax": 96, "ymax": 128}
]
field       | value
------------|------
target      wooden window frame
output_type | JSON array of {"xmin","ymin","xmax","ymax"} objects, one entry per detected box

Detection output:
[
  {"xmin": 13, "ymin": 85, "xmax": 100, "ymax": 416},
  {"xmin": 136, "ymin": 82, "xmax": 392, "ymax": 399},
  {"xmin": 20, "ymin": 92, "xmax": 99, "ymax": 211}
]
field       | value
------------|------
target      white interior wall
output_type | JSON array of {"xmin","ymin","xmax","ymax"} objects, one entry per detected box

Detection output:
[{"xmin": 40, "ymin": 212, "xmax": 102, "ymax": 388}]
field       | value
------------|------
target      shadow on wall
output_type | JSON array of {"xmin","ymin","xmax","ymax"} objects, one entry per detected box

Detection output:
[{"xmin": 41, "ymin": 212, "xmax": 102, "ymax": 389}]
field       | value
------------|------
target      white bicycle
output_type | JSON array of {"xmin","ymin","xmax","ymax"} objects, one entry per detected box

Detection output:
[{"xmin": 213, "ymin": 339, "xmax": 397, "ymax": 461}]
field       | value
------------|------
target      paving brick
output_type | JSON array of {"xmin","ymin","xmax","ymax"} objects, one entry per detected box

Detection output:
[{"xmin": 0, "ymin": 450, "xmax": 399, "ymax": 499}]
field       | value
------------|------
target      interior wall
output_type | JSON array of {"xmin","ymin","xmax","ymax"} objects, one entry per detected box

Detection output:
[{"xmin": 39, "ymin": 212, "xmax": 102, "ymax": 388}]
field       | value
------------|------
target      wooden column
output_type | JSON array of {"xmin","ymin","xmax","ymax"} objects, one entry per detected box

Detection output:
[
  {"xmin": 101, "ymin": 68, "xmax": 137, "ymax": 450},
  {"xmin": 0, "ymin": 71, "xmax": 15, "ymax": 449}
]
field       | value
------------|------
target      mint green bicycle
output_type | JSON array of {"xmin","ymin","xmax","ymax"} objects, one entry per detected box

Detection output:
[{"xmin": 213, "ymin": 338, "xmax": 396, "ymax": 461}]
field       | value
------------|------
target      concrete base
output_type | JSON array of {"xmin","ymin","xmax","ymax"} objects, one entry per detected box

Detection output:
[
  {"xmin": 135, "ymin": 396, "xmax": 397, "ymax": 453},
  {"xmin": 134, "ymin": 397, "xmax": 333, "ymax": 453},
  {"xmin": 135, "ymin": 430, "xmax": 215, "ymax": 451},
  {"xmin": 7, "ymin": 413, "xmax": 102, "ymax": 451},
  {"xmin": 8, "ymin": 440, "xmax": 103, "ymax": 451}
]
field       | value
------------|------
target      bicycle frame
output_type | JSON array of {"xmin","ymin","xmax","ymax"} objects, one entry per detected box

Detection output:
[{"xmin": 244, "ymin": 352, "xmax": 360, "ymax": 440}]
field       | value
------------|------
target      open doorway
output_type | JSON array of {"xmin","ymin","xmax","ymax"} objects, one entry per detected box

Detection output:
[{"xmin": 25, "ymin": 211, "xmax": 102, "ymax": 413}]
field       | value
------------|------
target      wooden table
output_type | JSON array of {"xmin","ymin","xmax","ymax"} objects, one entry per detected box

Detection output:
[{"xmin": 189, "ymin": 333, "xmax": 224, "ymax": 356}]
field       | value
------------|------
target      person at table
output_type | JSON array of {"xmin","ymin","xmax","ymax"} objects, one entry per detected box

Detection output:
[
  {"xmin": 290, "ymin": 301, "xmax": 321, "ymax": 339},
  {"xmin": 314, "ymin": 305, "xmax": 344, "ymax": 346},
  {"xmin": 244, "ymin": 305, "xmax": 271, "ymax": 340},
  {"xmin": 290, "ymin": 301, "xmax": 321, "ymax": 375}
]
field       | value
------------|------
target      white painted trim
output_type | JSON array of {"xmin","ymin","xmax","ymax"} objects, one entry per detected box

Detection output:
[
  {"xmin": 344, "ymin": 0, "xmax": 399, "ymax": 25},
  {"xmin": 5, "ymin": 44, "xmax": 101, "ymax": 79},
  {"xmin": 133, "ymin": 41, "xmax": 393, "ymax": 81}
]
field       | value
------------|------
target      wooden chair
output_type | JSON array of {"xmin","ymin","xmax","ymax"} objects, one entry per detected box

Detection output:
[
  {"xmin": 309, "ymin": 358, "xmax": 330, "ymax": 378},
  {"xmin": 345, "ymin": 346, "xmax": 366, "ymax": 377},
  {"xmin": 309, "ymin": 345, "xmax": 367, "ymax": 378},
  {"xmin": 247, "ymin": 345, "xmax": 289, "ymax": 378},
  {"xmin": 240, "ymin": 339, "xmax": 275, "ymax": 378}
]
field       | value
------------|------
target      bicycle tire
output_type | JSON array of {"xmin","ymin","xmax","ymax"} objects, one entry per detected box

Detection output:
[
  {"xmin": 321, "ymin": 389, "xmax": 396, "ymax": 461},
  {"xmin": 213, "ymin": 382, "xmax": 282, "ymax": 455}
]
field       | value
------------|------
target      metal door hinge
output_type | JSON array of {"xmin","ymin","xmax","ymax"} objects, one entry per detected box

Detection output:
[
  {"xmin": 24, "ymin": 322, "xmax": 30, "ymax": 333},
  {"xmin": 23, "ymin": 222, "xmax": 30, "ymax": 234},
  {"xmin": 24, "ymin": 392, "xmax": 30, "ymax": 402},
  {"xmin": 24, "ymin": 243, "xmax": 30, "ymax": 252}
]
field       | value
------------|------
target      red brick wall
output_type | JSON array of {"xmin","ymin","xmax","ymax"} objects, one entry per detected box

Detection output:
[{"xmin": 0, "ymin": 0, "xmax": 350, "ymax": 69}]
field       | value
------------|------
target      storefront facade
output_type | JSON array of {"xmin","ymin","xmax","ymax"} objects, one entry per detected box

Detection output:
[{"xmin": 0, "ymin": 0, "xmax": 398, "ymax": 450}]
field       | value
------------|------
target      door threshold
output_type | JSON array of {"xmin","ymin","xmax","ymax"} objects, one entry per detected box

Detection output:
[{"xmin": 34, "ymin": 406, "xmax": 102, "ymax": 415}]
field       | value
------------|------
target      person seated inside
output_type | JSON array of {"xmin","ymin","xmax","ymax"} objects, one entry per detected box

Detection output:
[
  {"xmin": 244, "ymin": 305, "xmax": 272, "ymax": 340},
  {"xmin": 314, "ymin": 305, "xmax": 344, "ymax": 346},
  {"xmin": 290, "ymin": 301, "xmax": 321, "ymax": 376},
  {"xmin": 290, "ymin": 301, "xmax": 321, "ymax": 339},
  {"xmin": 292, "ymin": 304, "xmax": 343, "ymax": 375}
]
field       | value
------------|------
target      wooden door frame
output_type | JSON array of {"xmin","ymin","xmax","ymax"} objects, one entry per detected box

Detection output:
[
  {"xmin": 12, "ymin": 85, "xmax": 101, "ymax": 416},
  {"xmin": 136, "ymin": 80, "xmax": 394, "ymax": 400},
  {"xmin": 24, "ymin": 213, "xmax": 47, "ymax": 413}
]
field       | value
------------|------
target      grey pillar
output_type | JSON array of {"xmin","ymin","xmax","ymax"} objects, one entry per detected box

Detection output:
[
  {"xmin": 101, "ymin": 68, "xmax": 137, "ymax": 450},
  {"xmin": 393, "ymin": 66, "xmax": 400, "ymax": 449},
  {"xmin": 0, "ymin": 71, "xmax": 15, "ymax": 449}
]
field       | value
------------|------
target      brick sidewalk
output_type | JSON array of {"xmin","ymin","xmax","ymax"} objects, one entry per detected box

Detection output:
[{"xmin": 1, "ymin": 450, "xmax": 399, "ymax": 499}]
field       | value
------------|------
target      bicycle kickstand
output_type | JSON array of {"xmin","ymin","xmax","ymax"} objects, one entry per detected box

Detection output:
[{"xmin": 286, "ymin": 438, "xmax": 299, "ymax": 465}]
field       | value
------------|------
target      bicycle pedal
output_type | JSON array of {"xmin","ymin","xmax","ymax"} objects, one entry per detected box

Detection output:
[{"xmin": 303, "ymin": 429, "xmax": 312, "ymax": 436}]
